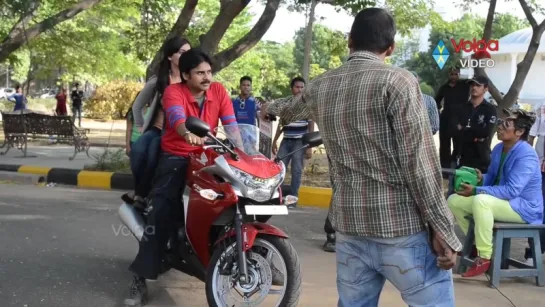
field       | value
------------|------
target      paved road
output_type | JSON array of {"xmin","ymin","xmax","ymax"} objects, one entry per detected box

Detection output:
[{"xmin": 0, "ymin": 184, "xmax": 544, "ymax": 307}]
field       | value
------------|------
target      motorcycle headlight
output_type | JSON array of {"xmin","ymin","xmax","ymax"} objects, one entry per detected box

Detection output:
[{"xmin": 230, "ymin": 164, "xmax": 285, "ymax": 202}]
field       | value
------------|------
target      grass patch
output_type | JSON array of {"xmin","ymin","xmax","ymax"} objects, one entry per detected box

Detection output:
[{"xmin": 84, "ymin": 148, "xmax": 131, "ymax": 173}]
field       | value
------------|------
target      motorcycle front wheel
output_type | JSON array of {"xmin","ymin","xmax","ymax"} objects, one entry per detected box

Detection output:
[{"xmin": 205, "ymin": 235, "xmax": 302, "ymax": 307}]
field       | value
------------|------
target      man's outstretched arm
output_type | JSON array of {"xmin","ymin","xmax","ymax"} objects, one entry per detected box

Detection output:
[
  {"xmin": 388, "ymin": 72, "xmax": 462, "ymax": 252},
  {"xmin": 262, "ymin": 83, "xmax": 314, "ymax": 123}
]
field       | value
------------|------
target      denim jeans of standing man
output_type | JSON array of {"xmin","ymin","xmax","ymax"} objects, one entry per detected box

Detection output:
[
  {"xmin": 277, "ymin": 138, "xmax": 304, "ymax": 197},
  {"xmin": 336, "ymin": 231, "xmax": 455, "ymax": 307},
  {"xmin": 130, "ymin": 127, "xmax": 162, "ymax": 199}
]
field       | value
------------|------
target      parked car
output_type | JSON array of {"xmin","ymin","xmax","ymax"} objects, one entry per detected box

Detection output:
[
  {"xmin": 40, "ymin": 90, "xmax": 56, "ymax": 99},
  {"xmin": 0, "ymin": 87, "xmax": 15, "ymax": 99}
]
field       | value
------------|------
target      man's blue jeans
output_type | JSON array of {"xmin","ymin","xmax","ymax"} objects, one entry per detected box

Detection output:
[
  {"xmin": 277, "ymin": 138, "xmax": 304, "ymax": 197},
  {"xmin": 336, "ymin": 231, "xmax": 455, "ymax": 307},
  {"xmin": 130, "ymin": 127, "xmax": 161, "ymax": 198}
]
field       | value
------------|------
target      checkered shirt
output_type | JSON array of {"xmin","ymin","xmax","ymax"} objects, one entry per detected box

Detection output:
[{"xmin": 267, "ymin": 51, "xmax": 461, "ymax": 251}]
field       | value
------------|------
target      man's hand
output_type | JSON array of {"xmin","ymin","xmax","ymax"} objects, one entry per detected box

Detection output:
[
  {"xmin": 432, "ymin": 232, "xmax": 457, "ymax": 270},
  {"xmin": 456, "ymin": 183, "xmax": 474, "ymax": 197},
  {"xmin": 305, "ymin": 148, "xmax": 312, "ymax": 159},
  {"xmin": 272, "ymin": 142, "xmax": 278, "ymax": 155},
  {"xmin": 184, "ymin": 133, "xmax": 204, "ymax": 146},
  {"xmin": 125, "ymin": 145, "xmax": 131, "ymax": 156},
  {"xmin": 475, "ymin": 168, "xmax": 482, "ymax": 183}
]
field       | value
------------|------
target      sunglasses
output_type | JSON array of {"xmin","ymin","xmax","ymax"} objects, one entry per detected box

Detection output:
[
  {"xmin": 239, "ymin": 99, "xmax": 245, "ymax": 109},
  {"xmin": 497, "ymin": 118, "xmax": 515, "ymax": 129}
]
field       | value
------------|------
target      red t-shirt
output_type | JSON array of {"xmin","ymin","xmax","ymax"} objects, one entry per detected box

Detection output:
[{"xmin": 161, "ymin": 82, "xmax": 237, "ymax": 157}]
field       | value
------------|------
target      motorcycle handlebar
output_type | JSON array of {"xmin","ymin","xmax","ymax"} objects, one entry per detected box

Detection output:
[{"xmin": 441, "ymin": 168, "xmax": 457, "ymax": 175}]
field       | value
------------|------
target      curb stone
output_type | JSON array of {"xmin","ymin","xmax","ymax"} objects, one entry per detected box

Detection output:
[{"xmin": 0, "ymin": 164, "xmax": 332, "ymax": 208}]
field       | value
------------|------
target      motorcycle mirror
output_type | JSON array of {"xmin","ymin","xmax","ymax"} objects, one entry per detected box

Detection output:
[
  {"xmin": 302, "ymin": 131, "xmax": 323, "ymax": 148},
  {"xmin": 186, "ymin": 116, "xmax": 210, "ymax": 138}
]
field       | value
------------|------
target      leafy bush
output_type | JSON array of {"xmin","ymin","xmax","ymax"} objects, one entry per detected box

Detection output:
[
  {"xmin": 84, "ymin": 148, "xmax": 131, "ymax": 173},
  {"xmin": 420, "ymin": 82, "xmax": 434, "ymax": 96},
  {"xmin": 84, "ymin": 80, "xmax": 143, "ymax": 120}
]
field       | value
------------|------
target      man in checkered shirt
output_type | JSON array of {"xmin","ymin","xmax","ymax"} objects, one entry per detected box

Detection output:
[{"xmin": 261, "ymin": 8, "xmax": 461, "ymax": 306}]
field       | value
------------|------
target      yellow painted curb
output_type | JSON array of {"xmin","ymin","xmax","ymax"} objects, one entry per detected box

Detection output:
[
  {"xmin": 298, "ymin": 186, "xmax": 332, "ymax": 209},
  {"xmin": 18, "ymin": 165, "xmax": 51, "ymax": 176},
  {"xmin": 77, "ymin": 171, "xmax": 114, "ymax": 190}
]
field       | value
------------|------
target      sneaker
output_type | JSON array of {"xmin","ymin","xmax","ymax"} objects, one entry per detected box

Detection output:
[
  {"xmin": 461, "ymin": 257, "xmax": 491, "ymax": 278},
  {"xmin": 524, "ymin": 258, "xmax": 535, "ymax": 267},
  {"xmin": 323, "ymin": 233, "xmax": 336, "ymax": 253},
  {"xmin": 124, "ymin": 276, "xmax": 148, "ymax": 307},
  {"xmin": 287, "ymin": 203, "xmax": 297, "ymax": 209}
]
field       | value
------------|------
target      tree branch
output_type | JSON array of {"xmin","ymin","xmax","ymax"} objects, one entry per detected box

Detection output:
[
  {"xmin": 1, "ymin": 0, "xmax": 41, "ymax": 45},
  {"xmin": 212, "ymin": 0, "xmax": 281, "ymax": 73},
  {"xmin": 145, "ymin": 0, "xmax": 199, "ymax": 79},
  {"xmin": 498, "ymin": 21, "xmax": 545, "ymax": 110},
  {"xmin": 474, "ymin": 0, "xmax": 502, "ymax": 104},
  {"xmin": 0, "ymin": 0, "xmax": 104, "ymax": 63},
  {"xmin": 519, "ymin": 0, "xmax": 538, "ymax": 28},
  {"xmin": 199, "ymin": 0, "xmax": 250, "ymax": 55}
]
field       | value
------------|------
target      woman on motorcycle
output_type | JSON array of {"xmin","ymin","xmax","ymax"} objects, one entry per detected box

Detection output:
[
  {"xmin": 122, "ymin": 36, "xmax": 192, "ymax": 210},
  {"xmin": 447, "ymin": 109, "xmax": 543, "ymax": 278}
]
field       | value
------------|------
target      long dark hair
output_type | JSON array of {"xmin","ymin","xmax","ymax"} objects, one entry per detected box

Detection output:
[{"xmin": 155, "ymin": 36, "xmax": 191, "ymax": 94}]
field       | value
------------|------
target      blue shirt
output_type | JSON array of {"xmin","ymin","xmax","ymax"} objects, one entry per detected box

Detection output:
[
  {"xmin": 232, "ymin": 96, "xmax": 259, "ymax": 126},
  {"xmin": 422, "ymin": 94, "xmax": 439, "ymax": 135},
  {"xmin": 7, "ymin": 93, "xmax": 27, "ymax": 111},
  {"xmin": 476, "ymin": 140, "xmax": 543, "ymax": 224}
]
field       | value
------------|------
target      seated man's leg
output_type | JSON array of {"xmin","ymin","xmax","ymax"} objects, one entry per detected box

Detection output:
[
  {"xmin": 130, "ymin": 128, "xmax": 161, "ymax": 202},
  {"xmin": 463, "ymin": 194, "xmax": 524, "ymax": 277},
  {"xmin": 124, "ymin": 154, "xmax": 189, "ymax": 306},
  {"xmin": 447, "ymin": 194, "xmax": 474, "ymax": 234},
  {"xmin": 136, "ymin": 134, "xmax": 162, "ymax": 199}
]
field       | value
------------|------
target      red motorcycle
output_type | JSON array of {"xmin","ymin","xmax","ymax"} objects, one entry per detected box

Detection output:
[{"xmin": 118, "ymin": 116, "xmax": 323, "ymax": 306}]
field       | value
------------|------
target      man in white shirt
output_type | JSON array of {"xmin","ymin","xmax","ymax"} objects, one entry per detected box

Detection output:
[{"xmin": 526, "ymin": 101, "xmax": 545, "ymax": 264}]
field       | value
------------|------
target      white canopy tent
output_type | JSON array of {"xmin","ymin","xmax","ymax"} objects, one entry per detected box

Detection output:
[{"xmin": 460, "ymin": 27, "xmax": 545, "ymax": 109}]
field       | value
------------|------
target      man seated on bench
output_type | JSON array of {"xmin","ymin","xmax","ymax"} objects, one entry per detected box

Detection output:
[{"xmin": 447, "ymin": 109, "xmax": 543, "ymax": 278}]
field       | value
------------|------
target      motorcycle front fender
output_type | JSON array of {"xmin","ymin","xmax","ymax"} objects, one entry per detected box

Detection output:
[{"xmin": 214, "ymin": 222, "xmax": 289, "ymax": 252}]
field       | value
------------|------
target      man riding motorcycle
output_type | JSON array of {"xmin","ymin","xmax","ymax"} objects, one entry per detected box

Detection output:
[{"xmin": 125, "ymin": 48, "xmax": 238, "ymax": 306}]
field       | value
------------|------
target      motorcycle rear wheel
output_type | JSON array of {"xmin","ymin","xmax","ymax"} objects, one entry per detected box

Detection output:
[{"xmin": 205, "ymin": 235, "xmax": 302, "ymax": 307}]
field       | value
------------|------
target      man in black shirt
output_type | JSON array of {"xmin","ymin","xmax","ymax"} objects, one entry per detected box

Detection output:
[
  {"xmin": 71, "ymin": 82, "xmax": 84, "ymax": 127},
  {"xmin": 456, "ymin": 76, "xmax": 497, "ymax": 173},
  {"xmin": 435, "ymin": 67, "xmax": 470, "ymax": 169}
]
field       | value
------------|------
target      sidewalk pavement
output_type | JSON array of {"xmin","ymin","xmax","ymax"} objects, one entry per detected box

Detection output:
[{"xmin": 0, "ymin": 144, "xmax": 105, "ymax": 169}]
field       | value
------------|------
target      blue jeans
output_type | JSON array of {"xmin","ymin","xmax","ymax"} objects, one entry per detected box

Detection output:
[
  {"xmin": 130, "ymin": 127, "xmax": 161, "ymax": 198},
  {"xmin": 277, "ymin": 138, "xmax": 304, "ymax": 197},
  {"xmin": 336, "ymin": 231, "xmax": 455, "ymax": 307}
]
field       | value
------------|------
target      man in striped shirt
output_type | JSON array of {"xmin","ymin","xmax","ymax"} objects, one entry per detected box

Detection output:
[
  {"xmin": 411, "ymin": 71, "xmax": 439, "ymax": 134},
  {"xmin": 272, "ymin": 77, "xmax": 313, "ymax": 208}
]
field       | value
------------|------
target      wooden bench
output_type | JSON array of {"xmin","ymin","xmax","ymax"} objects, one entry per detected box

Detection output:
[
  {"xmin": 457, "ymin": 216, "xmax": 545, "ymax": 288},
  {"xmin": 0, "ymin": 111, "xmax": 91, "ymax": 160}
]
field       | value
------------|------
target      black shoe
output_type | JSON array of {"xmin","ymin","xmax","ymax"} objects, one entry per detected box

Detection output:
[
  {"xmin": 124, "ymin": 276, "xmax": 148, "ymax": 307},
  {"xmin": 323, "ymin": 233, "xmax": 336, "ymax": 253}
]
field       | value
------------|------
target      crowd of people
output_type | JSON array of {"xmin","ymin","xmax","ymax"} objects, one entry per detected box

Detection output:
[
  {"xmin": 117, "ymin": 6, "xmax": 545, "ymax": 307},
  {"xmin": 4, "ymin": 82, "xmax": 85, "ymax": 127}
]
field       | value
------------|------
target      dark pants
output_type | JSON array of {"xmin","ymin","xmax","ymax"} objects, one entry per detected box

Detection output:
[
  {"xmin": 130, "ymin": 127, "xmax": 161, "ymax": 198},
  {"xmin": 525, "ymin": 172, "xmax": 545, "ymax": 258},
  {"xmin": 324, "ymin": 154, "xmax": 335, "ymax": 235},
  {"xmin": 72, "ymin": 104, "xmax": 82, "ymax": 127},
  {"xmin": 129, "ymin": 154, "xmax": 189, "ymax": 280},
  {"xmin": 277, "ymin": 138, "xmax": 304, "ymax": 197}
]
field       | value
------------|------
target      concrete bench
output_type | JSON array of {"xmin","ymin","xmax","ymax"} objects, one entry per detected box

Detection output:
[{"xmin": 457, "ymin": 216, "xmax": 545, "ymax": 288}]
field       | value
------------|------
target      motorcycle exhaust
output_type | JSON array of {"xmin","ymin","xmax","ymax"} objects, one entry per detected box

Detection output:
[{"xmin": 118, "ymin": 203, "xmax": 145, "ymax": 242}]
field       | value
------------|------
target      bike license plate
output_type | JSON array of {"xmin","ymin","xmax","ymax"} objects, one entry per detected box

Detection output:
[{"xmin": 245, "ymin": 205, "xmax": 288, "ymax": 215}]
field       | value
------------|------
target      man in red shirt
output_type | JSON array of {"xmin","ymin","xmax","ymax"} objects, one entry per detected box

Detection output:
[{"xmin": 125, "ymin": 48, "xmax": 237, "ymax": 307}]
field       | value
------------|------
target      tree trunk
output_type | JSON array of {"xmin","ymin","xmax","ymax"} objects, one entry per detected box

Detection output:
[
  {"xmin": 302, "ymin": 0, "xmax": 318, "ymax": 81},
  {"xmin": 212, "ymin": 0, "xmax": 281, "ymax": 73},
  {"xmin": 146, "ymin": 0, "xmax": 281, "ymax": 77},
  {"xmin": 0, "ymin": 0, "xmax": 104, "ymax": 63},
  {"xmin": 145, "ymin": 0, "xmax": 199, "ymax": 79}
]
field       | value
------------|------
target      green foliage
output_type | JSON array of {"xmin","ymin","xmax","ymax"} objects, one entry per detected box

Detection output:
[
  {"xmin": 419, "ymin": 82, "xmax": 434, "ymax": 96},
  {"xmin": 293, "ymin": 24, "xmax": 348, "ymax": 74},
  {"xmin": 84, "ymin": 80, "xmax": 143, "ymax": 120}
]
